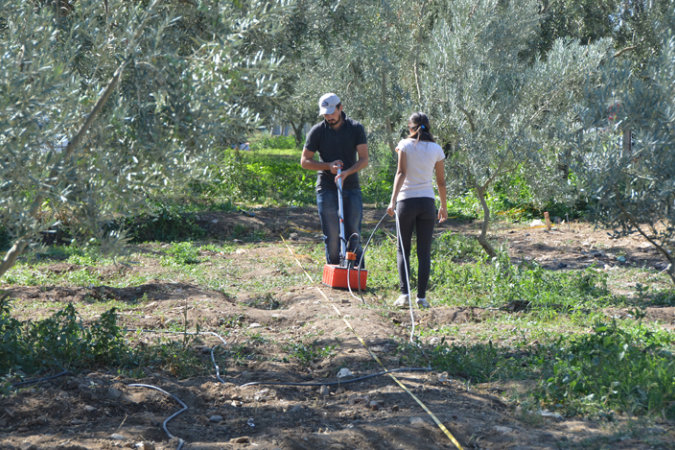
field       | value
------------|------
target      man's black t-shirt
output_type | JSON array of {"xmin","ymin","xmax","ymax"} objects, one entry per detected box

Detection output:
[{"xmin": 304, "ymin": 112, "xmax": 367, "ymax": 191}]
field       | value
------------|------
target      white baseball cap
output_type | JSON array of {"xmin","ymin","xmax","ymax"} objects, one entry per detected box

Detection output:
[{"xmin": 319, "ymin": 93, "xmax": 341, "ymax": 115}]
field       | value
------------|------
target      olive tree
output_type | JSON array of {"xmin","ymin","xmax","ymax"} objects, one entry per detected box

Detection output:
[
  {"xmin": 0, "ymin": 0, "xmax": 282, "ymax": 278},
  {"xmin": 572, "ymin": 6, "xmax": 675, "ymax": 283},
  {"xmin": 419, "ymin": 0, "xmax": 611, "ymax": 257}
]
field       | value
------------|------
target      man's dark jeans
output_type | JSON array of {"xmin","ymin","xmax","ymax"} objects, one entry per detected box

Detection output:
[{"xmin": 317, "ymin": 187, "xmax": 364, "ymax": 267}]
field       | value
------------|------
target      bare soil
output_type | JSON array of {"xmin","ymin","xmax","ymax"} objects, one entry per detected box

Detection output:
[{"xmin": 1, "ymin": 207, "xmax": 673, "ymax": 449}]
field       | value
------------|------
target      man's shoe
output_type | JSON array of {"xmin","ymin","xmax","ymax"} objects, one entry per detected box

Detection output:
[
  {"xmin": 416, "ymin": 297, "xmax": 431, "ymax": 309},
  {"xmin": 393, "ymin": 294, "xmax": 409, "ymax": 308}
]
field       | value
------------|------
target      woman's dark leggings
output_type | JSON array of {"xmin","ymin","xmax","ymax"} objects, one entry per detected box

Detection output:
[{"xmin": 395, "ymin": 197, "xmax": 435, "ymax": 298}]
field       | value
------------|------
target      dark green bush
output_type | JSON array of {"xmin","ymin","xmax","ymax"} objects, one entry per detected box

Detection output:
[
  {"xmin": 0, "ymin": 226, "xmax": 10, "ymax": 252},
  {"xmin": 123, "ymin": 204, "xmax": 205, "ymax": 242},
  {"xmin": 250, "ymin": 133, "xmax": 296, "ymax": 150},
  {"xmin": 1, "ymin": 297, "xmax": 129, "ymax": 377}
]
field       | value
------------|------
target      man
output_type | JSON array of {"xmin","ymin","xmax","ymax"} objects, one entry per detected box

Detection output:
[{"xmin": 301, "ymin": 93, "xmax": 369, "ymax": 267}]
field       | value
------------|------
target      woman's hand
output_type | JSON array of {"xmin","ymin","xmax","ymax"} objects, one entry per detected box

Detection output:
[
  {"xmin": 386, "ymin": 202, "xmax": 395, "ymax": 217},
  {"xmin": 438, "ymin": 205, "xmax": 447, "ymax": 223}
]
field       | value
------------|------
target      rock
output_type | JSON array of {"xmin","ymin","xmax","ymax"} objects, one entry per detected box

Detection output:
[
  {"xmin": 539, "ymin": 409, "xmax": 563, "ymax": 420},
  {"xmin": 348, "ymin": 395, "xmax": 368, "ymax": 405},
  {"xmin": 410, "ymin": 416, "xmax": 426, "ymax": 427},
  {"xmin": 209, "ymin": 415, "xmax": 223, "ymax": 422},
  {"xmin": 110, "ymin": 433, "xmax": 126, "ymax": 440},
  {"xmin": 107, "ymin": 388, "xmax": 123, "ymax": 400},
  {"xmin": 494, "ymin": 425, "xmax": 513, "ymax": 433},
  {"xmin": 337, "ymin": 368, "xmax": 353, "ymax": 378},
  {"xmin": 254, "ymin": 388, "xmax": 271, "ymax": 401}
]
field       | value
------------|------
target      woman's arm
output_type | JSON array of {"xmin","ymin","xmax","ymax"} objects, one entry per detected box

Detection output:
[
  {"xmin": 386, "ymin": 149, "xmax": 407, "ymax": 217},
  {"xmin": 435, "ymin": 159, "xmax": 447, "ymax": 223}
]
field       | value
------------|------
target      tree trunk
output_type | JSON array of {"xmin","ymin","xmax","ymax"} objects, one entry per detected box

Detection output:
[
  {"xmin": 380, "ymin": 71, "xmax": 397, "ymax": 155},
  {"xmin": 475, "ymin": 185, "xmax": 497, "ymax": 259},
  {"xmin": 0, "ymin": 240, "xmax": 28, "ymax": 280},
  {"xmin": 291, "ymin": 120, "xmax": 304, "ymax": 149}
]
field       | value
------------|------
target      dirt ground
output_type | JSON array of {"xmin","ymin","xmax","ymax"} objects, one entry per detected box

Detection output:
[{"xmin": 1, "ymin": 207, "xmax": 673, "ymax": 450}]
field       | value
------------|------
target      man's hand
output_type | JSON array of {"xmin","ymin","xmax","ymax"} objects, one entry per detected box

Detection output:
[{"xmin": 329, "ymin": 160, "xmax": 343, "ymax": 174}]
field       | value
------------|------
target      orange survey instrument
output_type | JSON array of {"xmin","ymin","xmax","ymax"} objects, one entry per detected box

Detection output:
[
  {"xmin": 322, "ymin": 170, "xmax": 368, "ymax": 290},
  {"xmin": 322, "ymin": 253, "xmax": 368, "ymax": 290}
]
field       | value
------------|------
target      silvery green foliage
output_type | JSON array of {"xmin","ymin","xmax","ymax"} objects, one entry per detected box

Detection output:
[
  {"xmin": 420, "ymin": 0, "xmax": 610, "ymax": 255},
  {"xmin": 572, "ymin": 9, "xmax": 675, "ymax": 282},
  {"xmin": 0, "ymin": 0, "xmax": 281, "ymax": 277}
]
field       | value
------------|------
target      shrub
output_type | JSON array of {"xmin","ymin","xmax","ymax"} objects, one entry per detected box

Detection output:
[
  {"xmin": 539, "ymin": 321, "xmax": 674, "ymax": 418},
  {"xmin": 1, "ymin": 297, "xmax": 129, "ymax": 377},
  {"xmin": 122, "ymin": 204, "xmax": 205, "ymax": 242}
]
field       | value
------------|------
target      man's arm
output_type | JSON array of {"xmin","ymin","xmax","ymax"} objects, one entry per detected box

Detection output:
[
  {"xmin": 336, "ymin": 143, "xmax": 368, "ymax": 184},
  {"xmin": 301, "ymin": 148, "xmax": 343, "ymax": 173}
]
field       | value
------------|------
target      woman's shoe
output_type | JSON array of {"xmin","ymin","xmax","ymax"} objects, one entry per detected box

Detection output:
[
  {"xmin": 393, "ymin": 294, "xmax": 409, "ymax": 308},
  {"xmin": 416, "ymin": 297, "xmax": 431, "ymax": 309}
]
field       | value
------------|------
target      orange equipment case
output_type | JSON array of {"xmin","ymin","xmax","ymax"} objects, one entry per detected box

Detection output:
[{"xmin": 322, "ymin": 264, "xmax": 367, "ymax": 290}]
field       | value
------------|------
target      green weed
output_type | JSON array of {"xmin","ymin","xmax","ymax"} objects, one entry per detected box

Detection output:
[
  {"xmin": 0, "ymin": 296, "xmax": 129, "ymax": 376},
  {"xmin": 431, "ymin": 256, "xmax": 612, "ymax": 311},
  {"xmin": 160, "ymin": 242, "xmax": 202, "ymax": 266},
  {"xmin": 433, "ymin": 231, "xmax": 485, "ymax": 262},
  {"xmin": 539, "ymin": 320, "xmax": 674, "ymax": 419},
  {"xmin": 285, "ymin": 341, "xmax": 337, "ymax": 367}
]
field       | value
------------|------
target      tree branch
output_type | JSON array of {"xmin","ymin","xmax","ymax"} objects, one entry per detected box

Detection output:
[
  {"xmin": 458, "ymin": 105, "xmax": 475, "ymax": 133},
  {"xmin": 614, "ymin": 46, "xmax": 637, "ymax": 58}
]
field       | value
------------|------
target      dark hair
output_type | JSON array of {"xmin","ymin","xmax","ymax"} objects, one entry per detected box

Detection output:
[{"xmin": 407, "ymin": 112, "xmax": 435, "ymax": 143}]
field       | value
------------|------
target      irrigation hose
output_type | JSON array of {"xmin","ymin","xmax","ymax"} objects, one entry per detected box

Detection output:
[
  {"xmin": 281, "ymin": 235, "xmax": 464, "ymax": 450},
  {"xmin": 124, "ymin": 328, "xmax": 228, "ymax": 383},
  {"xmin": 240, "ymin": 367, "xmax": 431, "ymax": 387},
  {"xmin": 346, "ymin": 231, "xmax": 365, "ymax": 302},
  {"xmin": 393, "ymin": 210, "xmax": 417, "ymax": 343},
  {"xmin": 345, "ymin": 211, "xmax": 390, "ymax": 304},
  {"xmin": 10, "ymin": 370, "xmax": 71, "ymax": 387},
  {"xmin": 129, "ymin": 383, "xmax": 187, "ymax": 450}
]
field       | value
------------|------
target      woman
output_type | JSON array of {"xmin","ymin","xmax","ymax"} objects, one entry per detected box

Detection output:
[{"xmin": 387, "ymin": 112, "xmax": 447, "ymax": 308}]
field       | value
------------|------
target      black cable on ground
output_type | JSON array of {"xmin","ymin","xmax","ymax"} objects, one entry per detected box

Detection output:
[{"xmin": 10, "ymin": 370, "xmax": 71, "ymax": 387}]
